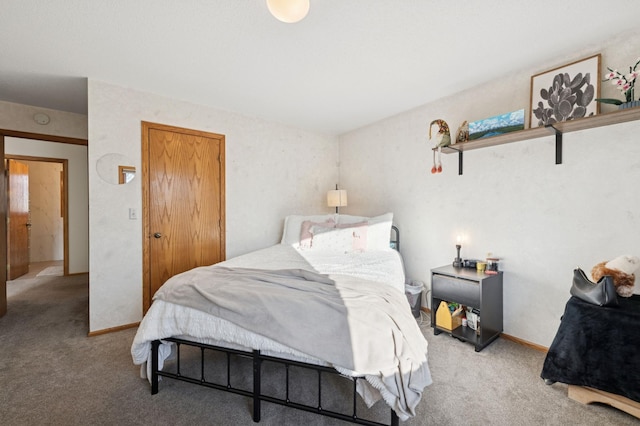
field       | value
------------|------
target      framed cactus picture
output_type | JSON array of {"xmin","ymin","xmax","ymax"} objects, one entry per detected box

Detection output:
[{"xmin": 529, "ymin": 54, "xmax": 601, "ymax": 128}]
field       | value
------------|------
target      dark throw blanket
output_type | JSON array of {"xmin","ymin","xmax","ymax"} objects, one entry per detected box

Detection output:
[{"xmin": 541, "ymin": 295, "xmax": 640, "ymax": 402}]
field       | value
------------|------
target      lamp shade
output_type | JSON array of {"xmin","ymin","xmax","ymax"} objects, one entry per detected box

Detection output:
[
  {"xmin": 266, "ymin": 0, "xmax": 310, "ymax": 23},
  {"xmin": 327, "ymin": 189, "xmax": 348, "ymax": 207}
]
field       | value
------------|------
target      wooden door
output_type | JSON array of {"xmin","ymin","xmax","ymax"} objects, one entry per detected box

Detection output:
[
  {"xmin": 0, "ymin": 138, "xmax": 5, "ymax": 317},
  {"xmin": 7, "ymin": 159, "xmax": 29, "ymax": 280},
  {"xmin": 142, "ymin": 122, "xmax": 225, "ymax": 311}
]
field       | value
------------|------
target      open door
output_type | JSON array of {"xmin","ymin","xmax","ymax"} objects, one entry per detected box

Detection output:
[
  {"xmin": 0, "ymin": 138, "xmax": 5, "ymax": 317},
  {"xmin": 7, "ymin": 159, "xmax": 29, "ymax": 280}
]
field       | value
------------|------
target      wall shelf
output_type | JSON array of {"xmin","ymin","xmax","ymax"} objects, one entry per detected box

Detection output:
[{"xmin": 438, "ymin": 107, "xmax": 640, "ymax": 175}]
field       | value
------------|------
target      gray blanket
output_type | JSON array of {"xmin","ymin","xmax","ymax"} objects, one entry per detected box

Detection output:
[{"xmin": 154, "ymin": 266, "xmax": 431, "ymax": 417}]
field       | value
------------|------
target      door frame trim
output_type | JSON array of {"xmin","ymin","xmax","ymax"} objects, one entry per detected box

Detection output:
[
  {"xmin": 0, "ymin": 129, "xmax": 87, "ymax": 318},
  {"xmin": 6, "ymin": 155, "xmax": 70, "ymax": 276},
  {"xmin": 141, "ymin": 121, "xmax": 226, "ymax": 313}
]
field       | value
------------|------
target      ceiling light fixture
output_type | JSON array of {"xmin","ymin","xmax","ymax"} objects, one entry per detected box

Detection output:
[{"xmin": 266, "ymin": 0, "xmax": 310, "ymax": 23}]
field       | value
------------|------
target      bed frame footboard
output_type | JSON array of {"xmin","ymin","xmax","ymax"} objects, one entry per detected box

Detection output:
[{"xmin": 151, "ymin": 338, "xmax": 399, "ymax": 426}]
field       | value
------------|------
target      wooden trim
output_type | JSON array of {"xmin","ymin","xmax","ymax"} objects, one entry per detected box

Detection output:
[
  {"xmin": 88, "ymin": 322, "xmax": 139, "ymax": 337},
  {"xmin": 60, "ymin": 171, "xmax": 64, "ymax": 218},
  {"xmin": 422, "ymin": 307, "xmax": 550, "ymax": 352},
  {"xmin": 4, "ymin": 154, "xmax": 67, "ymax": 163},
  {"xmin": 0, "ymin": 135, "xmax": 5, "ymax": 316},
  {"xmin": 141, "ymin": 124, "xmax": 150, "ymax": 312},
  {"xmin": 141, "ymin": 121, "xmax": 225, "ymax": 139},
  {"xmin": 500, "ymin": 332, "xmax": 548, "ymax": 353},
  {"xmin": 0, "ymin": 129, "xmax": 87, "ymax": 146},
  {"xmin": 117, "ymin": 165, "xmax": 136, "ymax": 184},
  {"xmin": 6, "ymin": 154, "xmax": 70, "ymax": 276},
  {"xmin": 62, "ymin": 160, "xmax": 69, "ymax": 276},
  {"xmin": 219, "ymin": 136, "xmax": 226, "ymax": 262},
  {"xmin": 568, "ymin": 385, "xmax": 640, "ymax": 419}
]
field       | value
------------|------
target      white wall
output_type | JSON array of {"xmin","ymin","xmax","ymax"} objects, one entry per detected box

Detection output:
[
  {"xmin": 8, "ymin": 33, "xmax": 638, "ymax": 345},
  {"xmin": 87, "ymin": 80, "xmax": 338, "ymax": 333},
  {"xmin": 339, "ymin": 31, "xmax": 640, "ymax": 347},
  {"xmin": 23, "ymin": 160, "xmax": 64, "ymax": 262},
  {"xmin": 0, "ymin": 100, "xmax": 87, "ymax": 139}
]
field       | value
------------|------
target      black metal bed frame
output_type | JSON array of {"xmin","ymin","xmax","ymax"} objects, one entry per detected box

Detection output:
[
  {"xmin": 151, "ymin": 338, "xmax": 399, "ymax": 425},
  {"xmin": 149, "ymin": 226, "xmax": 402, "ymax": 425}
]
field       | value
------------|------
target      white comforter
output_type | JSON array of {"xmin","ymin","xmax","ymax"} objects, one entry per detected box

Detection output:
[{"xmin": 131, "ymin": 244, "xmax": 431, "ymax": 420}]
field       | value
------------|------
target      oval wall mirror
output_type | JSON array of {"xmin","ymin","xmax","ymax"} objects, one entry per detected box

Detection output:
[{"xmin": 96, "ymin": 153, "xmax": 136, "ymax": 185}]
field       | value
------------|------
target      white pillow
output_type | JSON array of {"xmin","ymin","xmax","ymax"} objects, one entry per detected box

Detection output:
[
  {"xmin": 336, "ymin": 214, "xmax": 369, "ymax": 225},
  {"xmin": 309, "ymin": 225, "xmax": 367, "ymax": 253},
  {"xmin": 281, "ymin": 214, "xmax": 335, "ymax": 246},
  {"xmin": 336, "ymin": 213, "xmax": 394, "ymax": 251},
  {"xmin": 366, "ymin": 213, "xmax": 394, "ymax": 251},
  {"xmin": 299, "ymin": 219, "xmax": 336, "ymax": 249}
]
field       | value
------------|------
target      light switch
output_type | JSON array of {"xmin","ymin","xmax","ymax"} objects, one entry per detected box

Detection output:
[{"xmin": 129, "ymin": 208, "xmax": 137, "ymax": 220}]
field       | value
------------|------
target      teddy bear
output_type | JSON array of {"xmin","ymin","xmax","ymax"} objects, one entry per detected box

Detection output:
[{"xmin": 591, "ymin": 255, "xmax": 640, "ymax": 298}]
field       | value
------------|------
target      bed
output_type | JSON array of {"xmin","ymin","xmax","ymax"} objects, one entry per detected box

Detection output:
[
  {"xmin": 131, "ymin": 213, "xmax": 432, "ymax": 425},
  {"xmin": 540, "ymin": 294, "xmax": 640, "ymax": 418}
]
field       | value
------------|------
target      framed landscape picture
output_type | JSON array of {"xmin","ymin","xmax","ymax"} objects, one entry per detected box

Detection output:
[
  {"xmin": 529, "ymin": 54, "xmax": 601, "ymax": 128},
  {"xmin": 468, "ymin": 109, "xmax": 525, "ymax": 140}
]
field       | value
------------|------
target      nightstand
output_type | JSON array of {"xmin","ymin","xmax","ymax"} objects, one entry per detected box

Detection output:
[{"xmin": 431, "ymin": 265, "xmax": 503, "ymax": 352}]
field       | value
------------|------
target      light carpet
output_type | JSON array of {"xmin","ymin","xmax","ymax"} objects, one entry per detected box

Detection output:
[
  {"xmin": 35, "ymin": 265, "xmax": 63, "ymax": 277},
  {"xmin": 0, "ymin": 273, "xmax": 637, "ymax": 425}
]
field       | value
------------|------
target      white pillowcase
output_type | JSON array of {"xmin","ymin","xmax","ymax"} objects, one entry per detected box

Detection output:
[
  {"xmin": 309, "ymin": 226, "xmax": 356, "ymax": 252},
  {"xmin": 299, "ymin": 219, "xmax": 336, "ymax": 249},
  {"xmin": 281, "ymin": 214, "xmax": 335, "ymax": 246},
  {"xmin": 337, "ymin": 213, "xmax": 394, "ymax": 251},
  {"xmin": 309, "ymin": 222, "xmax": 368, "ymax": 253},
  {"xmin": 367, "ymin": 213, "xmax": 394, "ymax": 251},
  {"xmin": 281, "ymin": 213, "xmax": 394, "ymax": 251},
  {"xmin": 336, "ymin": 214, "xmax": 369, "ymax": 225}
]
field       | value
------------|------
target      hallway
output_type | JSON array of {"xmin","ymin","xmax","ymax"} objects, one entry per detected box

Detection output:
[{"xmin": 7, "ymin": 260, "xmax": 65, "ymax": 298}]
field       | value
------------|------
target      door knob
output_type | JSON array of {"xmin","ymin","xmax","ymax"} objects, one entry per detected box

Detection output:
[{"xmin": 153, "ymin": 233, "xmax": 162, "ymax": 238}]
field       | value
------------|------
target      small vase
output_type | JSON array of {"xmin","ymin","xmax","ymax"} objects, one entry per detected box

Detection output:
[{"xmin": 618, "ymin": 100, "xmax": 640, "ymax": 110}]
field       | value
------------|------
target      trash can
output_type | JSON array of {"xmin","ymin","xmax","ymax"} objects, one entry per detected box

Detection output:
[{"xmin": 404, "ymin": 281, "xmax": 423, "ymax": 318}]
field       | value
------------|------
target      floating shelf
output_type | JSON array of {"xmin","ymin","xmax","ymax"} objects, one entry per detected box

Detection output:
[{"xmin": 437, "ymin": 107, "xmax": 640, "ymax": 174}]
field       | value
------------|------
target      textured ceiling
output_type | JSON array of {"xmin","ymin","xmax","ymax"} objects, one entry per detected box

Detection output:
[{"xmin": 1, "ymin": 1, "xmax": 638, "ymax": 135}]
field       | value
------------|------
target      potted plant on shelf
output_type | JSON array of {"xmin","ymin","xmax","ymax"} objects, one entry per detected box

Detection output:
[{"xmin": 596, "ymin": 57, "xmax": 640, "ymax": 109}]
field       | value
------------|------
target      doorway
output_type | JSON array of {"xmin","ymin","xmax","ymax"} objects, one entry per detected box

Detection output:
[
  {"xmin": 6, "ymin": 156, "xmax": 66, "ymax": 280},
  {"xmin": 0, "ymin": 131, "xmax": 87, "ymax": 318},
  {"xmin": 141, "ymin": 122, "xmax": 226, "ymax": 312}
]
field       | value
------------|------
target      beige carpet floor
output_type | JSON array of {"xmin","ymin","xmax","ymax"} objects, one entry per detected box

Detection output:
[{"xmin": 0, "ymin": 271, "xmax": 636, "ymax": 425}]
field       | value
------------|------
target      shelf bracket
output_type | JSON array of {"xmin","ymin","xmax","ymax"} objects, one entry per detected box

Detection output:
[
  {"xmin": 447, "ymin": 145, "xmax": 463, "ymax": 175},
  {"xmin": 545, "ymin": 124, "xmax": 563, "ymax": 165}
]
